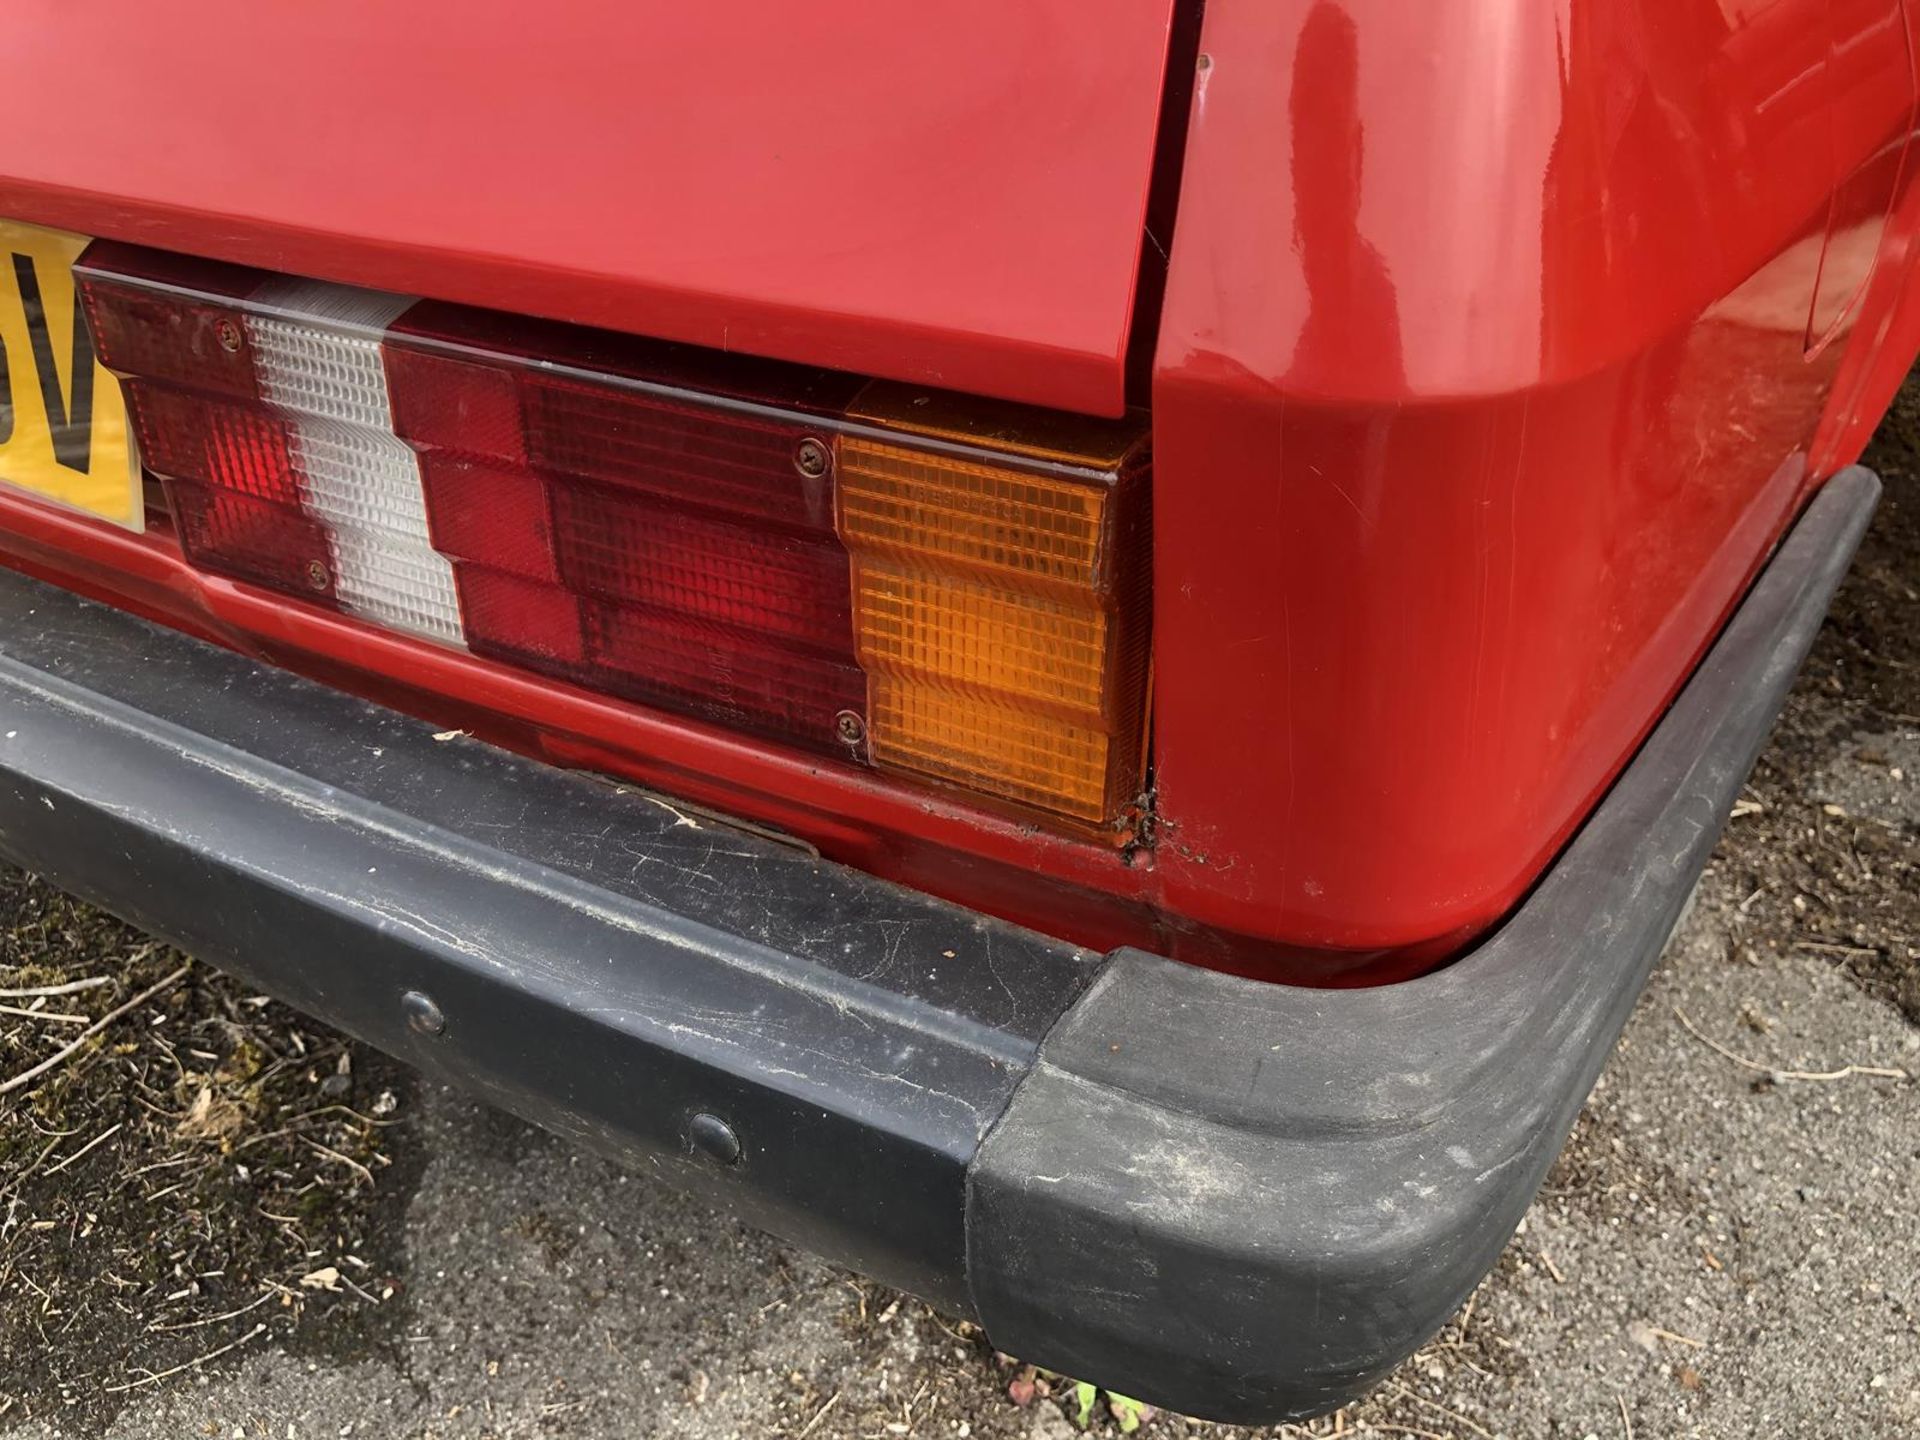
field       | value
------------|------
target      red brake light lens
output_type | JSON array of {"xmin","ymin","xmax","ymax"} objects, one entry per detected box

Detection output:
[
  {"xmin": 523, "ymin": 375, "xmax": 829, "ymax": 525},
  {"xmin": 169, "ymin": 483, "xmax": 335, "ymax": 600},
  {"xmin": 382, "ymin": 304, "xmax": 867, "ymax": 751},
  {"xmin": 81, "ymin": 278, "xmax": 259, "ymax": 399},
  {"xmin": 418, "ymin": 455, "xmax": 556, "ymax": 581},
  {"xmin": 127, "ymin": 384, "xmax": 298, "ymax": 504}
]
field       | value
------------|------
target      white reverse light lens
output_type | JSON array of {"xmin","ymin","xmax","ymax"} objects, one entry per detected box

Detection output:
[{"xmin": 248, "ymin": 281, "xmax": 465, "ymax": 646}]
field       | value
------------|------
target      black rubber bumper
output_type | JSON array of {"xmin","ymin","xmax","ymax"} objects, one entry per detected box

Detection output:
[
  {"xmin": 0, "ymin": 468, "xmax": 1879, "ymax": 1422},
  {"xmin": 0, "ymin": 557, "xmax": 1104, "ymax": 1315},
  {"xmin": 967, "ymin": 467, "xmax": 1881, "ymax": 1419}
]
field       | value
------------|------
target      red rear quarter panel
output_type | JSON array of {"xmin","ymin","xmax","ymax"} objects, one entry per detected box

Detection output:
[{"xmin": 1149, "ymin": 0, "xmax": 1919, "ymax": 969}]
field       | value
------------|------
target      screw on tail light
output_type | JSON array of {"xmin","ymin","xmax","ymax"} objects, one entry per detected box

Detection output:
[
  {"xmin": 794, "ymin": 437, "xmax": 832, "ymax": 479},
  {"xmin": 81, "ymin": 271, "xmax": 259, "ymax": 398}
]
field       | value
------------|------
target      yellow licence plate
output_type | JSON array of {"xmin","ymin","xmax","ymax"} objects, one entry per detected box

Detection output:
[{"xmin": 0, "ymin": 220, "xmax": 140, "ymax": 530}]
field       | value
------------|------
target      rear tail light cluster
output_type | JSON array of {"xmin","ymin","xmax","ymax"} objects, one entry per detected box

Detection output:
[{"xmin": 75, "ymin": 244, "xmax": 1151, "ymax": 834}]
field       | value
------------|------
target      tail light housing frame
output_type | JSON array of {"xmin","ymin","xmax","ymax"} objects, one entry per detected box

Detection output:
[{"xmin": 73, "ymin": 242, "xmax": 1156, "ymax": 843}]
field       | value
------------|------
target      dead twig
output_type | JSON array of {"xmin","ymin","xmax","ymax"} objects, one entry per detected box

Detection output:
[
  {"xmin": 0, "ymin": 964, "xmax": 192, "ymax": 1096},
  {"xmin": 147, "ymin": 1288, "xmax": 277, "ymax": 1333},
  {"xmin": 0, "ymin": 976, "xmax": 112, "ymax": 999},
  {"xmin": 1382, "ymin": 1383, "xmax": 1494, "ymax": 1439},
  {"xmin": 273, "ymin": 1102, "xmax": 401, "ymax": 1129},
  {"xmin": 0, "ymin": 1136, "xmax": 62, "ymax": 1212},
  {"xmin": 300, "ymin": 1137, "xmax": 376, "ymax": 1189},
  {"xmin": 1672, "ymin": 1006, "xmax": 1910, "ymax": 1083},
  {"xmin": 43, "ymin": 1123, "xmax": 123, "ymax": 1178},
  {"xmin": 0, "ymin": 1003, "xmax": 90, "ymax": 1025},
  {"xmin": 1642, "ymin": 1325, "xmax": 1706, "ymax": 1349},
  {"xmin": 102, "ymin": 1321, "xmax": 267, "ymax": 1393},
  {"xmin": 1619, "ymin": 1393, "xmax": 1634, "ymax": 1440},
  {"xmin": 794, "ymin": 1390, "xmax": 840, "ymax": 1439}
]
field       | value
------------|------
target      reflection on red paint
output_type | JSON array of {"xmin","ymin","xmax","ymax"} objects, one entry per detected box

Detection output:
[{"xmin": 1288, "ymin": 3, "xmax": 1403, "ymax": 394}]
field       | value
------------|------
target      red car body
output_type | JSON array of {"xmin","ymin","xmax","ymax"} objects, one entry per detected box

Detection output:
[
  {"xmin": 0, "ymin": 2, "xmax": 1906, "ymax": 1421},
  {"xmin": 0, "ymin": 0, "xmax": 1912, "ymax": 970},
  {"xmin": 1153, "ymin": 0, "xmax": 1919, "ymax": 970}
]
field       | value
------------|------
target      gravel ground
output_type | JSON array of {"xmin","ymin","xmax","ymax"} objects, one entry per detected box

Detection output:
[{"xmin": 2, "ymin": 387, "xmax": 1917, "ymax": 1437}]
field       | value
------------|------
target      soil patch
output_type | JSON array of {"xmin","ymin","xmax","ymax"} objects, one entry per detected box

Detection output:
[{"xmin": 0, "ymin": 872, "xmax": 423, "ymax": 1431}]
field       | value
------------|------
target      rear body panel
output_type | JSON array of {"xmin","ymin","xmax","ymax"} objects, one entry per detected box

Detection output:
[
  {"xmin": 1, "ymin": 1, "xmax": 1917, "ymax": 977},
  {"xmin": 0, "ymin": 0, "xmax": 1175, "ymax": 417},
  {"xmin": 1148, "ymin": 0, "xmax": 1920, "ymax": 962}
]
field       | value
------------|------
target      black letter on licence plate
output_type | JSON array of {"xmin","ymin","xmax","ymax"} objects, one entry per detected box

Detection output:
[
  {"xmin": 0, "ymin": 309, "xmax": 12, "ymax": 445},
  {"xmin": 11, "ymin": 254, "xmax": 94, "ymax": 473}
]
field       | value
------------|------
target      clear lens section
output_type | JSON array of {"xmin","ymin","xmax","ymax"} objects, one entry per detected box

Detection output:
[
  {"xmin": 286, "ymin": 419, "xmax": 433, "ymax": 534},
  {"xmin": 249, "ymin": 281, "xmax": 410, "ymax": 429},
  {"xmin": 247, "ymin": 284, "xmax": 464, "ymax": 645}
]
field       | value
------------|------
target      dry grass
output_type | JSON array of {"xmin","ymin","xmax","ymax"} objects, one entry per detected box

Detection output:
[
  {"xmin": 1709, "ymin": 386, "xmax": 1920, "ymax": 1025},
  {"xmin": 0, "ymin": 871, "xmax": 419, "ymax": 1430}
]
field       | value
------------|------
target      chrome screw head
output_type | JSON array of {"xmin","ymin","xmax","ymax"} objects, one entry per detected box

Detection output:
[{"xmin": 793, "ymin": 437, "xmax": 832, "ymax": 479}]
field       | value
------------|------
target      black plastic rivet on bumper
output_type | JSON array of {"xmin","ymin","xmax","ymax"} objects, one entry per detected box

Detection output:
[
  {"xmin": 401, "ymin": 990, "xmax": 446, "ymax": 1036},
  {"xmin": 687, "ymin": 1112, "xmax": 741, "ymax": 1166}
]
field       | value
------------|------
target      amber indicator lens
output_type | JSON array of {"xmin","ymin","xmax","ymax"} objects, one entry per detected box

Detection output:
[{"xmin": 837, "ymin": 391, "xmax": 1150, "ymax": 829}]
